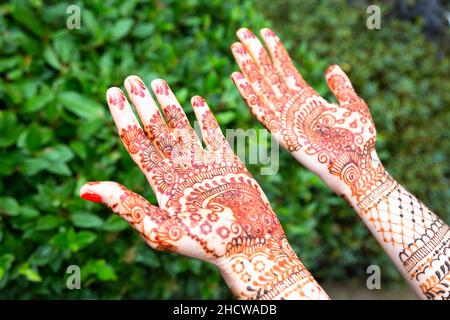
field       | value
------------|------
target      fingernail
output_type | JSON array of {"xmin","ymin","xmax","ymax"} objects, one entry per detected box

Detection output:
[{"xmin": 81, "ymin": 192, "xmax": 103, "ymax": 203}]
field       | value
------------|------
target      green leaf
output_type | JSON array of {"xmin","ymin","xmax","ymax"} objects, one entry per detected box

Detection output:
[
  {"xmin": 35, "ymin": 215, "xmax": 64, "ymax": 231},
  {"xmin": 20, "ymin": 206, "xmax": 40, "ymax": 219},
  {"xmin": 23, "ymin": 88, "xmax": 54, "ymax": 113},
  {"xmin": 43, "ymin": 46, "xmax": 61, "ymax": 70},
  {"xmin": 0, "ymin": 111, "xmax": 23, "ymax": 148},
  {"xmin": 0, "ymin": 254, "xmax": 15, "ymax": 280},
  {"xmin": 0, "ymin": 197, "xmax": 21, "ymax": 216},
  {"xmin": 21, "ymin": 158, "xmax": 49, "ymax": 176},
  {"xmin": 46, "ymin": 162, "xmax": 71, "ymax": 176},
  {"xmin": 75, "ymin": 231, "xmax": 97, "ymax": 250},
  {"xmin": 97, "ymin": 263, "xmax": 117, "ymax": 281},
  {"xmin": 134, "ymin": 245, "xmax": 160, "ymax": 268},
  {"xmin": 102, "ymin": 214, "xmax": 128, "ymax": 232},
  {"xmin": 131, "ymin": 23, "xmax": 155, "ymax": 39},
  {"xmin": 58, "ymin": 91, "xmax": 105, "ymax": 119},
  {"xmin": 11, "ymin": 4, "xmax": 45, "ymax": 36},
  {"xmin": 83, "ymin": 259, "xmax": 117, "ymax": 281},
  {"xmin": 17, "ymin": 123, "xmax": 53, "ymax": 152},
  {"xmin": 18, "ymin": 263, "xmax": 42, "ymax": 282},
  {"xmin": 71, "ymin": 212, "xmax": 103, "ymax": 228},
  {"xmin": 0, "ymin": 151, "xmax": 19, "ymax": 176},
  {"xmin": 0, "ymin": 56, "xmax": 21, "ymax": 73},
  {"xmin": 70, "ymin": 141, "xmax": 88, "ymax": 160},
  {"xmin": 53, "ymin": 38, "xmax": 77, "ymax": 63},
  {"xmin": 43, "ymin": 145, "xmax": 74, "ymax": 163},
  {"xmin": 215, "ymin": 111, "xmax": 236, "ymax": 125},
  {"xmin": 110, "ymin": 19, "xmax": 134, "ymax": 41},
  {"xmin": 29, "ymin": 245, "xmax": 54, "ymax": 266},
  {"xmin": 51, "ymin": 229, "xmax": 97, "ymax": 252}
]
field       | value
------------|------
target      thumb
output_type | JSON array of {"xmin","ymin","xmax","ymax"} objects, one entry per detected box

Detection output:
[
  {"xmin": 325, "ymin": 64, "xmax": 361, "ymax": 105},
  {"xmin": 325, "ymin": 64, "xmax": 373, "ymax": 122},
  {"xmin": 80, "ymin": 181, "xmax": 179, "ymax": 252}
]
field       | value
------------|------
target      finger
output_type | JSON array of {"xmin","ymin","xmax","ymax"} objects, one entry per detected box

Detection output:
[
  {"xmin": 260, "ymin": 28, "xmax": 309, "ymax": 91},
  {"xmin": 124, "ymin": 76, "xmax": 178, "ymax": 158},
  {"xmin": 231, "ymin": 72, "xmax": 281, "ymax": 134},
  {"xmin": 325, "ymin": 64, "xmax": 360, "ymax": 104},
  {"xmin": 106, "ymin": 87, "xmax": 163, "ymax": 175},
  {"xmin": 231, "ymin": 42, "xmax": 279, "ymax": 109},
  {"xmin": 150, "ymin": 79, "xmax": 190, "ymax": 130},
  {"xmin": 325, "ymin": 64, "xmax": 372, "ymax": 119},
  {"xmin": 236, "ymin": 28, "xmax": 289, "ymax": 97},
  {"xmin": 191, "ymin": 96, "xmax": 232, "ymax": 155},
  {"xmin": 80, "ymin": 181, "xmax": 184, "ymax": 252},
  {"xmin": 150, "ymin": 79, "xmax": 203, "ymax": 152}
]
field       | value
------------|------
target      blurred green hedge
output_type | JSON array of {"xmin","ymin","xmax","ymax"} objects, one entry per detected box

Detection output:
[{"xmin": 0, "ymin": 0, "xmax": 448, "ymax": 298}]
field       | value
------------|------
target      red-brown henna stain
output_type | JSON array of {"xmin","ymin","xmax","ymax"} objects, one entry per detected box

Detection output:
[
  {"xmin": 191, "ymin": 96, "xmax": 206, "ymax": 108},
  {"xmin": 127, "ymin": 77, "xmax": 146, "ymax": 97},
  {"xmin": 163, "ymin": 104, "xmax": 189, "ymax": 129},
  {"xmin": 145, "ymin": 114, "xmax": 167, "ymax": 140},
  {"xmin": 152, "ymin": 80, "xmax": 170, "ymax": 96},
  {"xmin": 232, "ymin": 28, "xmax": 450, "ymax": 300},
  {"xmin": 107, "ymin": 89, "xmax": 126, "ymax": 110},
  {"xmin": 120, "ymin": 125, "xmax": 147, "ymax": 154}
]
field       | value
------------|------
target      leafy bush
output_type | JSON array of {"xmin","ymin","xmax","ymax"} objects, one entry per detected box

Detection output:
[{"xmin": 0, "ymin": 0, "xmax": 448, "ymax": 299}]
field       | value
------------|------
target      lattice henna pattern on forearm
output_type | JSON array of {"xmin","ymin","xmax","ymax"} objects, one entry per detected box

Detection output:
[{"xmin": 362, "ymin": 183, "xmax": 450, "ymax": 299}]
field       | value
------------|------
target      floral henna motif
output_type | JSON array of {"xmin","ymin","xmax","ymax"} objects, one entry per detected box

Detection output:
[
  {"xmin": 81, "ymin": 78, "xmax": 328, "ymax": 300},
  {"xmin": 231, "ymin": 28, "xmax": 450, "ymax": 300},
  {"xmin": 120, "ymin": 125, "xmax": 147, "ymax": 154}
]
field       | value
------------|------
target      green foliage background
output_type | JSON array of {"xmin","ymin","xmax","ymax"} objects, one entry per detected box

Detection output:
[{"xmin": 0, "ymin": 0, "xmax": 448, "ymax": 298}]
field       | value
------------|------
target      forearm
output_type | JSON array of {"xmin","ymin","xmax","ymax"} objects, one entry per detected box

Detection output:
[{"xmin": 345, "ymin": 170, "xmax": 450, "ymax": 300}]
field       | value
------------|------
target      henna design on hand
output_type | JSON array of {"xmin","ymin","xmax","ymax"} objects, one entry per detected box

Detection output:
[
  {"xmin": 231, "ymin": 28, "xmax": 387, "ymax": 210},
  {"xmin": 80, "ymin": 76, "xmax": 328, "ymax": 300},
  {"xmin": 231, "ymin": 28, "xmax": 449, "ymax": 300}
]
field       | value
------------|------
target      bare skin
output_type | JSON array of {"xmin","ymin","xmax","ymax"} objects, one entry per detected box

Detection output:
[
  {"xmin": 80, "ymin": 77, "xmax": 329, "ymax": 300},
  {"xmin": 231, "ymin": 27, "xmax": 450, "ymax": 300}
]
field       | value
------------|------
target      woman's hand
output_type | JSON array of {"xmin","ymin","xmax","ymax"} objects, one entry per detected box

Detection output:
[
  {"xmin": 80, "ymin": 77, "xmax": 328, "ymax": 299},
  {"xmin": 231, "ymin": 28, "xmax": 450, "ymax": 300},
  {"xmin": 231, "ymin": 28, "xmax": 391, "ymax": 212}
]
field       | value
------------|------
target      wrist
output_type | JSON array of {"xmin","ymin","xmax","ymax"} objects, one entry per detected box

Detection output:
[
  {"xmin": 339, "ymin": 160, "xmax": 396, "ymax": 213},
  {"xmin": 216, "ymin": 239, "xmax": 322, "ymax": 299}
]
